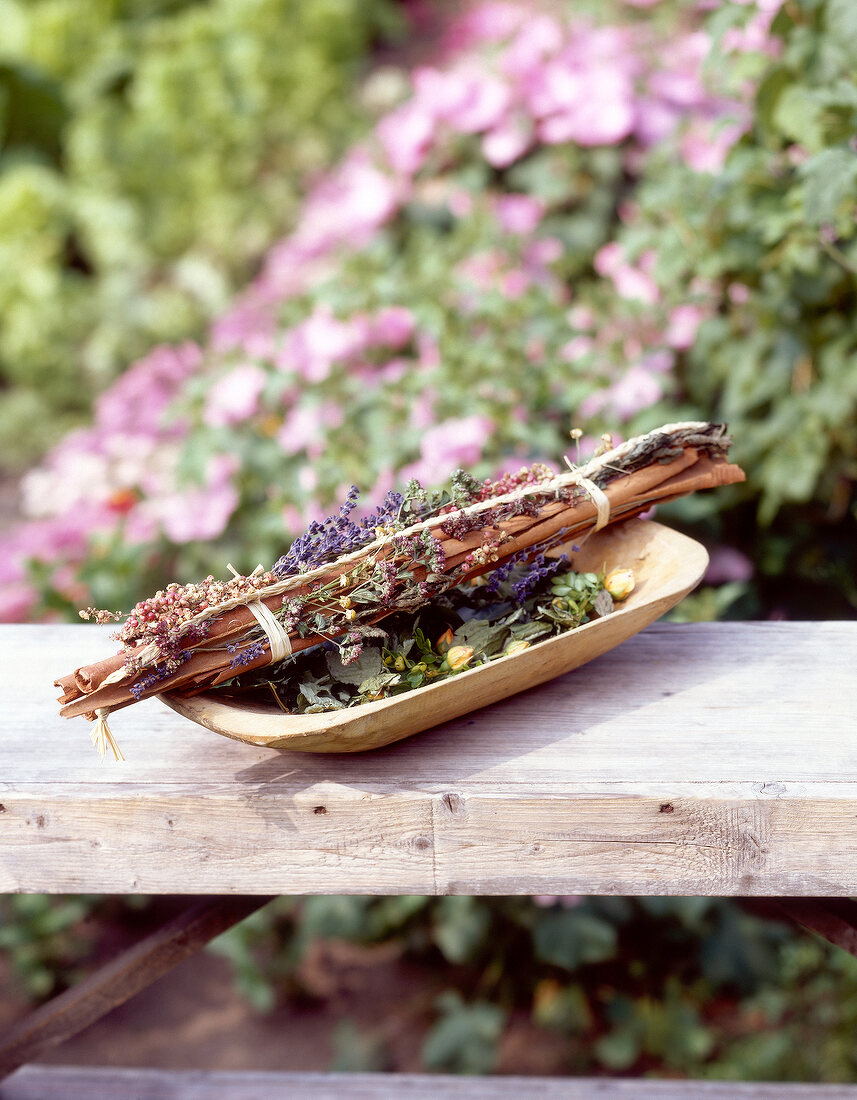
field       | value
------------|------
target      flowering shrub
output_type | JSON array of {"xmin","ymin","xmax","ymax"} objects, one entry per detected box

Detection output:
[
  {"xmin": 4, "ymin": 0, "xmax": 855, "ymax": 621},
  {"xmin": 0, "ymin": 0, "xmax": 397, "ymax": 469}
]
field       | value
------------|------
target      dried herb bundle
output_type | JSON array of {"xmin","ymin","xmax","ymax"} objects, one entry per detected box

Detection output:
[{"xmin": 55, "ymin": 421, "xmax": 744, "ymax": 757}]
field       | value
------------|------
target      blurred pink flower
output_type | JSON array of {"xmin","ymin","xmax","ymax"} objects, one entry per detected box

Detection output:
[
  {"xmin": 444, "ymin": 3, "xmax": 527, "ymax": 51},
  {"xmin": 501, "ymin": 14, "xmax": 564, "ymax": 78},
  {"xmin": 203, "ymin": 365, "xmax": 268, "ymax": 428},
  {"xmin": 154, "ymin": 455, "xmax": 238, "ymax": 544},
  {"xmin": 495, "ymin": 194, "xmax": 545, "ymax": 235},
  {"xmin": 580, "ymin": 360, "xmax": 669, "ymax": 421},
  {"xmin": 375, "ymin": 358, "xmax": 410, "ymax": 384},
  {"xmin": 371, "ymin": 306, "xmax": 416, "ymax": 348},
  {"xmin": 402, "ymin": 414, "xmax": 494, "ymax": 484},
  {"xmin": 728, "ymin": 282, "xmax": 751, "ymax": 304},
  {"xmin": 594, "ymin": 242, "xmax": 659, "ymax": 304},
  {"xmin": 449, "ymin": 73, "xmax": 512, "ymax": 133},
  {"xmin": 705, "ymin": 546, "xmax": 754, "ymax": 585},
  {"xmin": 682, "ymin": 117, "xmax": 747, "ymax": 174},
  {"xmin": 410, "ymin": 391, "xmax": 436, "ymax": 431},
  {"xmin": 540, "ymin": 83, "xmax": 634, "ymax": 146},
  {"xmin": 279, "ymin": 307, "xmax": 369, "ymax": 382},
  {"xmin": 278, "ymin": 405, "xmax": 322, "ymax": 457},
  {"xmin": 0, "ymin": 581, "xmax": 37, "ymax": 622},
  {"xmin": 378, "ymin": 102, "xmax": 435, "ymax": 176},
  {"xmin": 482, "ymin": 116, "xmax": 531, "ymax": 167},
  {"xmin": 289, "ymin": 152, "xmax": 402, "ymax": 258},
  {"xmin": 95, "ymin": 343, "xmax": 202, "ymax": 435},
  {"xmin": 666, "ymin": 304, "xmax": 707, "ymax": 350},
  {"xmin": 413, "ymin": 66, "xmax": 468, "ymax": 115},
  {"xmin": 212, "ymin": 301, "xmax": 279, "ymax": 355},
  {"xmin": 425, "ymin": 415, "xmax": 493, "ymax": 464},
  {"xmin": 298, "ymin": 466, "xmax": 318, "ymax": 494},
  {"xmin": 561, "ymin": 336, "xmax": 594, "ymax": 362},
  {"xmin": 526, "ymin": 238, "xmax": 563, "ymax": 266}
]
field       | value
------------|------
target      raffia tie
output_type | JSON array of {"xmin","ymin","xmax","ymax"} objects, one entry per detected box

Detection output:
[
  {"xmin": 563, "ymin": 456, "xmax": 611, "ymax": 536},
  {"xmin": 245, "ymin": 598, "xmax": 293, "ymax": 661},
  {"xmin": 91, "ymin": 707, "xmax": 124, "ymax": 762}
]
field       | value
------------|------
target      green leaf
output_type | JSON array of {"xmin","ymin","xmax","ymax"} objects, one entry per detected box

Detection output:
[
  {"xmin": 533, "ymin": 909, "xmax": 618, "ymax": 971},
  {"xmin": 297, "ymin": 677, "xmax": 343, "ymax": 711},
  {"xmin": 421, "ymin": 993, "xmax": 505, "ymax": 1075},
  {"xmin": 451, "ymin": 617, "xmax": 510, "ymax": 656},
  {"xmin": 772, "ymin": 85, "xmax": 826, "ymax": 150},
  {"xmin": 325, "ymin": 645, "xmax": 383, "ymax": 686},
  {"xmin": 595, "ymin": 1027, "xmax": 640, "ymax": 1071},
  {"xmin": 827, "ymin": 0, "xmax": 857, "ymax": 43},
  {"xmin": 801, "ymin": 147, "xmax": 857, "ymax": 225},
  {"xmin": 432, "ymin": 896, "xmax": 492, "ymax": 964}
]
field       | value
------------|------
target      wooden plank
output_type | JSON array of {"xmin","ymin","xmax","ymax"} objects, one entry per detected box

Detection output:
[
  {"xmin": 0, "ymin": 897, "xmax": 273, "ymax": 1080},
  {"xmin": 3, "ymin": 1068, "xmax": 857, "ymax": 1100},
  {"xmin": 1, "ymin": 623, "xmax": 856, "ymax": 896}
]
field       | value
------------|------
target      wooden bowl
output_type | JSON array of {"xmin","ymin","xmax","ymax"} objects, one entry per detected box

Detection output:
[{"xmin": 162, "ymin": 519, "xmax": 708, "ymax": 752}]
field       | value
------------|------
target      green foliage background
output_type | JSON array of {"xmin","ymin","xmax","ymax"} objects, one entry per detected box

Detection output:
[
  {"xmin": 0, "ymin": 0, "xmax": 397, "ymax": 469},
  {"xmin": 630, "ymin": 0, "xmax": 857, "ymax": 617}
]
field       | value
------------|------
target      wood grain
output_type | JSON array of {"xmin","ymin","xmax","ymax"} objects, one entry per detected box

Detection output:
[
  {"xmin": 2, "ymin": 1068, "xmax": 856, "ymax": 1099},
  {"xmin": 0, "ymin": 897, "xmax": 273, "ymax": 1080},
  {"xmin": 2, "ymin": 621, "xmax": 856, "ymax": 896}
]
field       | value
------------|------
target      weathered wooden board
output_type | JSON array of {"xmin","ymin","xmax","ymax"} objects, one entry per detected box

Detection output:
[
  {"xmin": 1, "ymin": 622, "xmax": 856, "ymax": 896},
  {"xmin": 3, "ymin": 1068, "xmax": 857, "ymax": 1100}
]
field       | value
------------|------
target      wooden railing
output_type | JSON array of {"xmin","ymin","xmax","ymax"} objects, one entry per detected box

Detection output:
[{"xmin": 1, "ymin": 621, "xmax": 856, "ymax": 1096}]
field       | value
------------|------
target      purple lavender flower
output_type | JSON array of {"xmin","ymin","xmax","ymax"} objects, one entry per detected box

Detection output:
[
  {"xmin": 273, "ymin": 486, "xmax": 373, "ymax": 577},
  {"xmin": 129, "ymin": 649, "xmax": 192, "ymax": 700},
  {"xmin": 361, "ymin": 489, "xmax": 405, "ymax": 532},
  {"xmin": 229, "ymin": 639, "xmax": 266, "ymax": 669},
  {"xmin": 511, "ymin": 553, "xmax": 568, "ymax": 603}
]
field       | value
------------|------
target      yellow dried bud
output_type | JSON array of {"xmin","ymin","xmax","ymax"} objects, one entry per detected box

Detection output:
[
  {"xmin": 504, "ymin": 639, "xmax": 530, "ymax": 657},
  {"xmin": 339, "ymin": 595, "xmax": 352, "ymax": 609},
  {"xmin": 569, "ymin": 427, "xmax": 583, "ymax": 440},
  {"xmin": 344, "ymin": 608, "xmax": 356, "ymax": 621},
  {"xmin": 604, "ymin": 567, "xmax": 635, "ymax": 601},
  {"xmin": 446, "ymin": 645, "xmax": 474, "ymax": 671}
]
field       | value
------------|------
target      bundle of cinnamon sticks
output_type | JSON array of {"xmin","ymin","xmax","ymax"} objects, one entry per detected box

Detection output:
[{"xmin": 55, "ymin": 422, "xmax": 745, "ymax": 753}]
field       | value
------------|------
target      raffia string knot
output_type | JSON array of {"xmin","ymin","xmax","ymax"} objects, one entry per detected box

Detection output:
[{"xmin": 91, "ymin": 707, "xmax": 124, "ymax": 762}]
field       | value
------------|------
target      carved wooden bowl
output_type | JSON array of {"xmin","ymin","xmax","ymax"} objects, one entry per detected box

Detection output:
[{"xmin": 162, "ymin": 519, "xmax": 708, "ymax": 753}]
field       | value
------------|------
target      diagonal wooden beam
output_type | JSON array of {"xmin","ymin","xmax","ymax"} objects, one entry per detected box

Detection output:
[
  {"xmin": 774, "ymin": 897, "xmax": 857, "ymax": 957},
  {"xmin": 0, "ymin": 895, "xmax": 275, "ymax": 1080}
]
